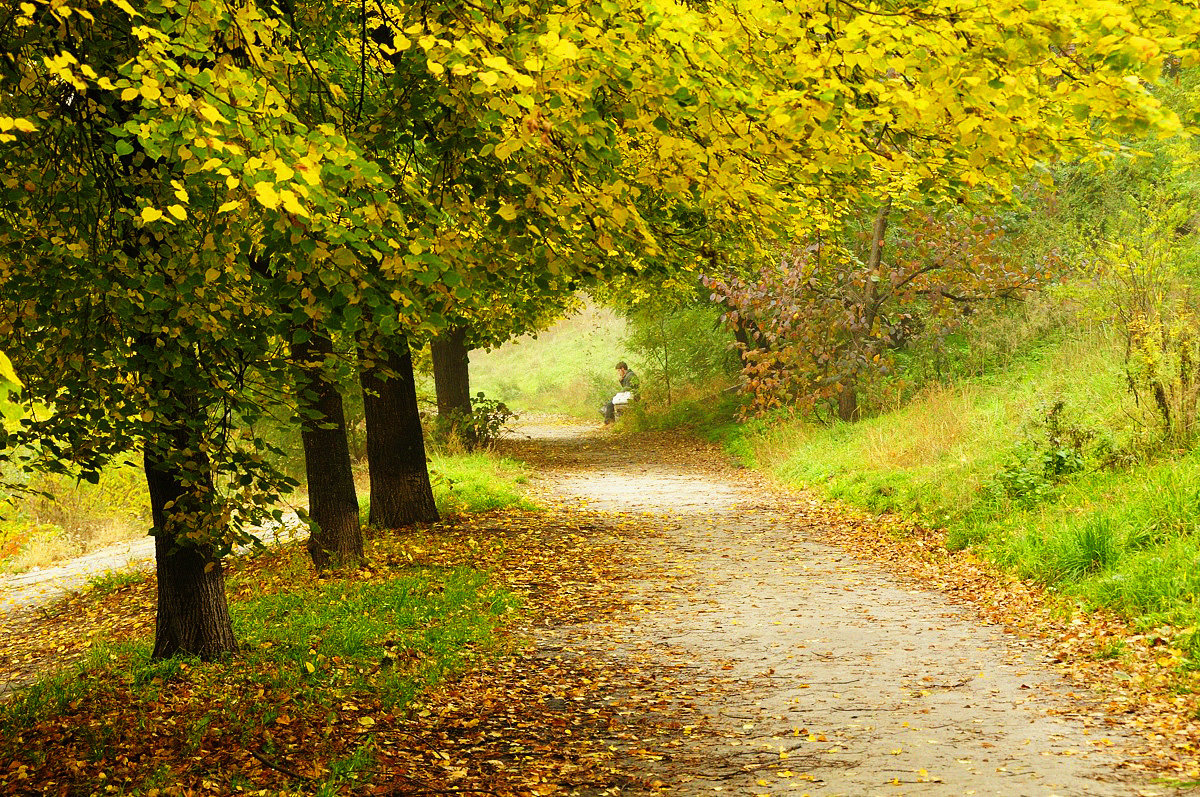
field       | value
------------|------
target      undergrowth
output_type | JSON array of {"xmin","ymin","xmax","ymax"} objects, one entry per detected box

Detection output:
[{"xmin": 0, "ymin": 463, "xmax": 150, "ymax": 573}]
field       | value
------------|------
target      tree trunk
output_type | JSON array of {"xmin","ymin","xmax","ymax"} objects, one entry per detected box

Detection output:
[
  {"xmin": 359, "ymin": 336, "xmax": 440, "ymax": 528},
  {"xmin": 838, "ymin": 381, "xmax": 859, "ymax": 422},
  {"xmin": 430, "ymin": 326, "xmax": 474, "ymax": 445},
  {"xmin": 292, "ymin": 330, "xmax": 363, "ymax": 569},
  {"xmin": 839, "ymin": 199, "xmax": 890, "ymax": 425},
  {"xmin": 145, "ymin": 445, "xmax": 237, "ymax": 661}
]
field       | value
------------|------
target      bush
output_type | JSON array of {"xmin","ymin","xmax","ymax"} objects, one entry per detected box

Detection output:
[
  {"xmin": 989, "ymin": 398, "xmax": 1093, "ymax": 506},
  {"xmin": 431, "ymin": 393, "xmax": 517, "ymax": 451}
]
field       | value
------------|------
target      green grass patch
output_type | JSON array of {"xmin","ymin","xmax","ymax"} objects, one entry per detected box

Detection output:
[
  {"xmin": 430, "ymin": 451, "xmax": 537, "ymax": 515},
  {"xmin": 357, "ymin": 451, "xmax": 538, "ymax": 527},
  {"xmin": 84, "ymin": 568, "xmax": 151, "ymax": 596}
]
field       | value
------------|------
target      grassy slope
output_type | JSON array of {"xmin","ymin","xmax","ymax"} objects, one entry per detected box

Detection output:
[
  {"xmin": 736, "ymin": 324, "xmax": 1200, "ymax": 652},
  {"xmin": 469, "ymin": 301, "xmax": 633, "ymax": 417}
]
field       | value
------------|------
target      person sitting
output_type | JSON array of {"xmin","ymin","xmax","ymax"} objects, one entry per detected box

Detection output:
[{"xmin": 603, "ymin": 361, "xmax": 638, "ymax": 424}]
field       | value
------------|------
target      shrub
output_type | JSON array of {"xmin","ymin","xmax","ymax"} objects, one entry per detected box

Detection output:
[
  {"xmin": 431, "ymin": 393, "xmax": 517, "ymax": 452},
  {"xmin": 990, "ymin": 398, "xmax": 1093, "ymax": 505}
]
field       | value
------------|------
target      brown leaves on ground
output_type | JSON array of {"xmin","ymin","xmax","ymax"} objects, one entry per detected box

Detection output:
[{"xmin": 0, "ymin": 502, "xmax": 712, "ymax": 796}]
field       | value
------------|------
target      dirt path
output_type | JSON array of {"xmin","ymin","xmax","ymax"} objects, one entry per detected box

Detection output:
[
  {"xmin": 497, "ymin": 419, "xmax": 1153, "ymax": 796},
  {"xmin": 0, "ymin": 519, "xmax": 306, "ymax": 616}
]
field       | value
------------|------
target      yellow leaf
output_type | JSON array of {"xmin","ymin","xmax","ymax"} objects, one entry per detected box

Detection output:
[
  {"xmin": 254, "ymin": 182, "xmax": 280, "ymax": 210},
  {"xmin": 140, "ymin": 207, "xmax": 164, "ymax": 223},
  {"xmin": 197, "ymin": 103, "xmax": 225, "ymax": 124},
  {"xmin": 304, "ymin": 661, "xmax": 315, "ymax": 674},
  {"xmin": 120, "ymin": 87, "xmax": 139, "ymax": 102},
  {"xmin": 552, "ymin": 39, "xmax": 579, "ymax": 61},
  {"xmin": 497, "ymin": 203, "xmax": 518, "ymax": 221},
  {"xmin": 167, "ymin": 204, "xmax": 187, "ymax": 220},
  {"xmin": 0, "ymin": 352, "xmax": 22, "ymax": 387},
  {"xmin": 217, "ymin": 200, "xmax": 241, "ymax": 214},
  {"xmin": 358, "ymin": 716, "xmax": 375, "ymax": 726},
  {"xmin": 110, "ymin": 0, "xmax": 141, "ymax": 17},
  {"xmin": 280, "ymin": 190, "xmax": 307, "ymax": 216}
]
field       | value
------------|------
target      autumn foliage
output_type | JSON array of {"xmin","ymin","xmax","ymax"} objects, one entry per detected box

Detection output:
[{"xmin": 706, "ymin": 211, "xmax": 1056, "ymax": 419}]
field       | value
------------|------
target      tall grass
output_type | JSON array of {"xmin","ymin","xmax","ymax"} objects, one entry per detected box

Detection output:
[{"xmin": 0, "ymin": 462, "xmax": 151, "ymax": 572}]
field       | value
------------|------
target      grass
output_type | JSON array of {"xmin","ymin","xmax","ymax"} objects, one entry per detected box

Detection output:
[
  {"xmin": 85, "ymin": 568, "xmax": 151, "ymax": 596},
  {"xmin": 357, "ymin": 449, "xmax": 538, "ymax": 526},
  {"xmin": 430, "ymin": 451, "xmax": 537, "ymax": 515},
  {"xmin": 0, "ymin": 532, "xmax": 522, "ymax": 793}
]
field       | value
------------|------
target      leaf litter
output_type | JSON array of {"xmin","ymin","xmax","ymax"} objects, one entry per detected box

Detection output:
[{"xmin": 0, "ymin": 419, "xmax": 1196, "ymax": 794}]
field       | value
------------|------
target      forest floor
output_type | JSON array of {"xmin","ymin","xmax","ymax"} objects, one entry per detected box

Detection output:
[{"xmin": 0, "ymin": 418, "xmax": 1197, "ymax": 795}]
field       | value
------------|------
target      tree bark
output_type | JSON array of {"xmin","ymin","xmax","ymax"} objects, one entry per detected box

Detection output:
[
  {"xmin": 837, "ymin": 381, "xmax": 860, "ymax": 422},
  {"xmin": 839, "ymin": 199, "xmax": 891, "ymax": 424},
  {"xmin": 430, "ymin": 326, "xmax": 473, "ymax": 441},
  {"xmin": 145, "ymin": 443, "xmax": 237, "ymax": 661},
  {"xmin": 359, "ymin": 336, "xmax": 440, "ymax": 528},
  {"xmin": 292, "ymin": 330, "xmax": 363, "ymax": 569}
]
